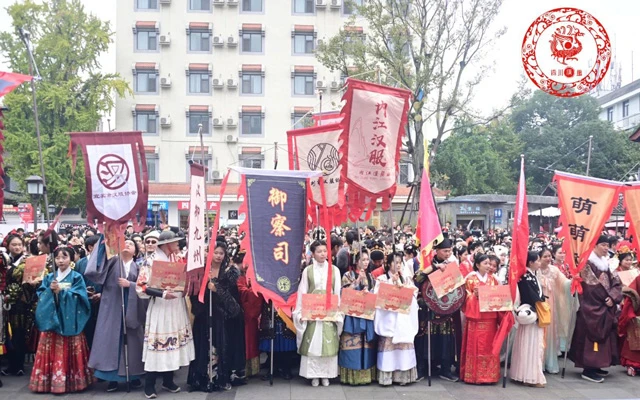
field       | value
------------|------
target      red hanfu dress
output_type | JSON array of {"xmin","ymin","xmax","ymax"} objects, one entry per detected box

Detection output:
[
  {"xmin": 460, "ymin": 271, "xmax": 503, "ymax": 384},
  {"xmin": 238, "ymin": 275, "xmax": 263, "ymax": 376}
]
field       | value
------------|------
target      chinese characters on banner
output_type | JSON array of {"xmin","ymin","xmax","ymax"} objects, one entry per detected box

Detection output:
[
  {"xmin": 554, "ymin": 171, "xmax": 621, "ymax": 293},
  {"xmin": 339, "ymin": 79, "xmax": 411, "ymax": 220},
  {"xmin": 312, "ymin": 111, "xmax": 343, "ymax": 127},
  {"xmin": 287, "ymin": 123, "xmax": 345, "ymax": 226},
  {"xmin": 240, "ymin": 173, "xmax": 308, "ymax": 309},
  {"xmin": 623, "ymin": 183, "xmax": 640, "ymax": 255},
  {"xmin": 185, "ymin": 163, "xmax": 207, "ymax": 295},
  {"xmin": 69, "ymin": 131, "xmax": 149, "ymax": 250}
]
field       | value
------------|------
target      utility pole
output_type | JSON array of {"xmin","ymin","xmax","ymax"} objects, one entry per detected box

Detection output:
[
  {"xmin": 19, "ymin": 28, "xmax": 50, "ymax": 223},
  {"xmin": 586, "ymin": 135, "xmax": 593, "ymax": 176}
]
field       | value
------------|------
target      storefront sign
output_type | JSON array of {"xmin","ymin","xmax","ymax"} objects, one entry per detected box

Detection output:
[{"xmin": 177, "ymin": 201, "xmax": 218, "ymax": 211}]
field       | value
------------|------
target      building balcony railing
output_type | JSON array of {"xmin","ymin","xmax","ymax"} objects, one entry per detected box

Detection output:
[{"xmin": 614, "ymin": 113, "xmax": 640, "ymax": 130}]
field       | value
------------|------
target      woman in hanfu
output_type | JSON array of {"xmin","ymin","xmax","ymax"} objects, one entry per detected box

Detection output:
[
  {"xmin": 537, "ymin": 247, "xmax": 572, "ymax": 373},
  {"xmin": 460, "ymin": 254, "xmax": 509, "ymax": 384},
  {"xmin": 188, "ymin": 241, "xmax": 246, "ymax": 392},
  {"xmin": 553, "ymin": 245, "xmax": 572, "ymax": 280},
  {"xmin": 509, "ymin": 251, "xmax": 547, "ymax": 388},
  {"xmin": 293, "ymin": 239, "xmax": 343, "ymax": 387},
  {"xmin": 339, "ymin": 249, "xmax": 377, "ymax": 385},
  {"xmin": 373, "ymin": 252, "xmax": 419, "ymax": 386},
  {"xmin": 618, "ymin": 270, "xmax": 640, "ymax": 376},
  {"xmin": 29, "ymin": 246, "xmax": 94, "ymax": 393}
]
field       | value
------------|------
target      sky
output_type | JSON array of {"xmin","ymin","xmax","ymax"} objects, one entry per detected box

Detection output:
[{"xmin": 1, "ymin": 0, "xmax": 639, "ymax": 123}]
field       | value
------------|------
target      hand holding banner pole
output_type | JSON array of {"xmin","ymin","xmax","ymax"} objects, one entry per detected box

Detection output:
[{"xmin": 116, "ymin": 233, "xmax": 131, "ymax": 392}]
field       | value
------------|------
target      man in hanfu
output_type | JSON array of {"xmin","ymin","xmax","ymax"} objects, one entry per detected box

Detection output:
[
  {"xmin": 414, "ymin": 238, "xmax": 465, "ymax": 382},
  {"xmin": 569, "ymin": 235, "xmax": 622, "ymax": 383}
]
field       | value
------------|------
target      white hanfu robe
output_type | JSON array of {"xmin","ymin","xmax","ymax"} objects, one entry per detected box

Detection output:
[
  {"xmin": 136, "ymin": 249, "xmax": 195, "ymax": 372},
  {"xmin": 293, "ymin": 260, "xmax": 344, "ymax": 379}
]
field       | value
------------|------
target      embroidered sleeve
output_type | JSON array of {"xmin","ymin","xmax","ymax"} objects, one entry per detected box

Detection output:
[{"xmin": 136, "ymin": 265, "xmax": 151, "ymax": 299}]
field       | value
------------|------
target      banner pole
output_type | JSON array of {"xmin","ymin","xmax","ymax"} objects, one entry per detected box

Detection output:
[
  {"xmin": 117, "ymin": 235, "xmax": 131, "ymax": 392},
  {"xmin": 502, "ymin": 330, "xmax": 511, "ymax": 388},
  {"xmin": 427, "ymin": 320, "xmax": 432, "ymax": 387},
  {"xmin": 269, "ymin": 300, "xmax": 275, "ymax": 386}
]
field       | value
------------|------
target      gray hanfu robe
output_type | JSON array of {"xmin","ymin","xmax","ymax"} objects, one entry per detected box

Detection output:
[{"xmin": 85, "ymin": 255, "xmax": 148, "ymax": 377}]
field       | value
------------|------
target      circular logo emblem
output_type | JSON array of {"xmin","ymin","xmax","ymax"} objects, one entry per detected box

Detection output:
[
  {"xmin": 307, "ymin": 143, "xmax": 339, "ymax": 176},
  {"xmin": 97, "ymin": 154, "xmax": 130, "ymax": 190},
  {"xmin": 276, "ymin": 276, "xmax": 291, "ymax": 293},
  {"xmin": 521, "ymin": 8, "xmax": 611, "ymax": 97}
]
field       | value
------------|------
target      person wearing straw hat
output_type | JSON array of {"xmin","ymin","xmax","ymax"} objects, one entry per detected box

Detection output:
[{"xmin": 136, "ymin": 231, "xmax": 195, "ymax": 398}]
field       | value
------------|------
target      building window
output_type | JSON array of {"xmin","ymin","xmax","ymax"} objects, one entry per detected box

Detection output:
[
  {"xmin": 186, "ymin": 154, "xmax": 213, "ymax": 182},
  {"xmin": 187, "ymin": 110, "xmax": 211, "ymax": 135},
  {"xmin": 146, "ymin": 157, "xmax": 159, "ymax": 182},
  {"xmin": 135, "ymin": 29, "xmax": 158, "ymax": 51},
  {"xmin": 242, "ymin": 158, "xmax": 263, "ymax": 169},
  {"xmin": 133, "ymin": 65, "xmax": 158, "ymax": 94},
  {"xmin": 136, "ymin": 112, "xmax": 158, "ymax": 134},
  {"xmin": 293, "ymin": 0, "xmax": 314, "ymax": 14},
  {"xmin": 607, "ymin": 107, "xmax": 614, "ymax": 122},
  {"xmin": 240, "ymin": 148, "xmax": 264, "ymax": 168},
  {"xmin": 293, "ymin": 73, "xmax": 315, "ymax": 96},
  {"xmin": 242, "ymin": 32, "xmax": 263, "ymax": 53},
  {"xmin": 241, "ymin": 73, "xmax": 263, "ymax": 94},
  {"xmin": 136, "ymin": 0, "xmax": 158, "ymax": 10},
  {"xmin": 240, "ymin": 109, "xmax": 264, "ymax": 136},
  {"xmin": 189, "ymin": 73, "xmax": 210, "ymax": 94},
  {"xmin": 623, "ymin": 100, "xmax": 630, "ymax": 118},
  {"xmin": 189, "ymin": 0, "xmax": 211, "ymax": 11},
  {"xmin": 291, "ymin": 112, "xmax": 313, "ymax": 129},
  {"xmin": 242, "ymin": 0, "xmax": 263, "ymax": 12},
  {"xmin": 398, "ymin": 162, "xmax": 410, "ymax": 184},
  {"xmin": 293, "ymin": 33, "xmax": 315, "ymax": 54},
  {"xmin": 343, "ymin": 0, "xmax": 363, "ymax": 14},
  {"xmin": 189, "ymin": 30, "xmax": 211, "ymax": 52}
]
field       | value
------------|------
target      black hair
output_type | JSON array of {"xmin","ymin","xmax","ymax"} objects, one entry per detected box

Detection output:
[
  {"xmin": 123, "ymin": 238, "xmax": 140, "ymax": 260},
  {"xmin": 214, "ymin": 241, "xmax": 228, "ymax": 251},
  {"xmin": 39, "ymin": 229, "xmax": 59, "ymax": 254},
  {"xmin": 488, "ymin": 254, "xmax": 501, "ymax": 266},
  {"xmin": 455, "ymin": 246, "xmax": 468, "ymax": 257},
  {"xmin": 4, "ymin": 233, "xmax": 23, "ymax": 249},
  {"xmin": 468, "ymin": 241, "xmax": 482, "ymax": 252},
  {"xmin": 84, "ymin": 234, "xmax": 101, "ymax": 250},
  {"xmin": 538, "ymin": 247, "xmax": 552, "ymax": 259},
  {"xmin": 608, "ymin": 235, "xmax": 619, "ymax": 247},
  {"xmin": 29, "ymin": 239, "xmax": 39, "ymax": 255},
  {"xmin": 526, "ymin": 251, "xmax": 540, "ymax": 267},
  {"xmin": 404, "ymin": 246, "xmax": 418, "ymax": 257},
  {"xmin": 53, "ymin": 246, "xmax": 75, "ymax": 261},
  {"xmin": 552, "ymin": 245, "xmax": 564, "ymax": 258},
  {"xmin": 310, "ymin": 240, "xmax": 327, "ymax": 254},
  {"xmin": 384, "ymin": 252, "xmax": 405, "ymax": 283},
  {"xmin": 473, "ymin": 254, "xmax": 490, "ymax": 271},
  {"xmin": 73, "ymin": 245, "xmax": 87, "ymax": 260},
  {"xmin": 618, "ymin": 252, "xmax": 633, "ymax": 263},
  {"xmin": 345, "ymin": 230, "xmax": 358, "ymax": 246},
  {"xmin": 330, "ymin": 235, "xmax": 343, "ymax": 250}
]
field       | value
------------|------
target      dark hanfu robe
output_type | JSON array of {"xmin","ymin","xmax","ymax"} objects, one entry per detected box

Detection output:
[
  {"xmin": 29, "ymin": 269, "xmax": 94, "ymax": 393},
  {"xmin": 569, "ymin": 256, "xmax": 623, "ymax": 369},
  {"xmin": 75, "ymin": 255, "xmax": 103, "ymax": 349},
  {"xmin": 188, "ymin": 265, "xmax": 246, "ymax": 391},
  {"xmin": 84, "ymin": 256, "xmax": 147, "ymax": 381}
]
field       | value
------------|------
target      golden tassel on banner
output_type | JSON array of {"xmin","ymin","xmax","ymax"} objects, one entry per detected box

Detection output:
[{"xmin": 594, "ymin": 342, "xmax": 599, "ymax": 352}]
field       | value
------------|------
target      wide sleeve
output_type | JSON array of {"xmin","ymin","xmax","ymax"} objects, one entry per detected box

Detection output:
[
  {"xmin": 238, "ymin": 276, "xmax": 262, "ymax": 319},
  {"xmin": 292, "ymin": 266, "xmax": 309, "ymax": 348},
  {"xmin": 552, "ymin": 266, "xmax": 573, "ymax": 339},
  {"xmin": 55, "ymin": 272, "xmax": 91, "ymax": 336},
  {"xmin": 214, "ymin": 268, "xmax": 242, "ymax": 318},
  {"xmin": 83, "ymin": 254, "xmax": 113, "ymax": 286},
  {"xmin": 462, "ymin": 277, "xmax": 481, "ymax": 319},
  {"xmin": 333, "ymin": 266, "xmax": 344, "ymax": 335},
  {"xmin": 35, "ymin": 273, "xmax": 61, "ymax": 334}
]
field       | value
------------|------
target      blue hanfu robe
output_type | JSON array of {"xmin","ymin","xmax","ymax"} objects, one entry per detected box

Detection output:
[{"xmin": 35, "ymin": 269, "xmax": 91, "ymax": 336}]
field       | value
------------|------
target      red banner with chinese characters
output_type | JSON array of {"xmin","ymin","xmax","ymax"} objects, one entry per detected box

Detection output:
[
  {"xmin": 339, "ymin": 79, "xmax": 411, "ymax": 220},
  {"xmin": 69, "ymin": 132, "xmax": 149, "ymax": 232},
  {"xmin": 554, "ymin": 171, "xmax": 621, "ymax": 294},
  {"xmin": 185, "ymin": 163, "xmax": 207, "ymax": 296},
  {"xmin": 623, "ymin": 183, "xmax": 640, "ymax": 258},
  {"xmin": 287, "ymin": 123, "xmax": 346, "ymax": 226},
  {"xmin": 312, "ymin": 111, "xmax": 343, "ymax": 127}
]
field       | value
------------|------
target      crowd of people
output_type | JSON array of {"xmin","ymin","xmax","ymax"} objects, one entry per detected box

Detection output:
[{"xmin": 0, "ymin": 221, "xmax": 638, "ymax": 397}]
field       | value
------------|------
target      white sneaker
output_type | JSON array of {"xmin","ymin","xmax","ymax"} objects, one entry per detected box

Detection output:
[
  {"xmin": 311, "ymin": 378, "xmax": 320, "ymax": 387},
  {"xmin": 321, "ymin": 378, "xmax": 330, "ymax": 387}
]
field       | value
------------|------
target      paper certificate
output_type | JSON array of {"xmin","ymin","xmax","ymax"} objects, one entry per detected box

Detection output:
[
  {"xmin": 617, "ymin": 269, "xmax": 640, "ymax": 287},
  {"xmin": 301, "ymin": 294, "xmax": 339, "ymax": 321},
  {"xmin": 340, "ymin": 289, "xmax": 376, "ymax": 320},
  {"xmin": 375, "ymin": 283, "xmax": 413, "ymax": 314},
  {"xmin": 429, "ymin": 262, "xmax": 465, "ymax": 299},
  {"xmin": 149, "ymin": 261, "xmax": 186, "ymax": 292},
  {"xmin": 22, "ymin": 255, "xmax": 48, "ymax": 284},
  {"xmin": 478, "ymin": 285, "xmax": 513, "ymax": 312}
]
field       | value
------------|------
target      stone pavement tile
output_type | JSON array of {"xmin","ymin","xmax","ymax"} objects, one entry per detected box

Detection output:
[
  {"xmin": 234, "ymin": 382, "xmax": 290, "ymax": 400},
  {"xmin": 573, "ymin": 388, "xmax": 637, "ymax": 399},
  {"xmin": 290, "ymin": 383, "xmax": 347, "ymax": 400}
]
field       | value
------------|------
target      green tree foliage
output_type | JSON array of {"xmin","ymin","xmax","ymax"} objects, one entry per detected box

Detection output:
[
  {"xmin": 433, "ymin": 90, "xmax": 640, "ymax": 195},
  {"xmin": 0, "ymin": 0, "xmax": 130, "ymax": 208},
  {"xmin": 316, "ymin": 0, "xmax": 505, "ymax": 178}
]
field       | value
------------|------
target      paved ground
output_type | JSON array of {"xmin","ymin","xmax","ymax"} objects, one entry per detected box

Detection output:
[{"xmin": 5, "ymin": 360, "xmax": 640, "ymax": 400}]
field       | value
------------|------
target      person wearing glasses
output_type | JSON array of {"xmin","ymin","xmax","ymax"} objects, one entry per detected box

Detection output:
[{"xmin": 144, "ymin": 231, "xmax": 160, "ymax": 260}]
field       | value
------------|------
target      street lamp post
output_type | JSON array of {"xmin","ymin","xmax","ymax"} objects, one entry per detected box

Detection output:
[
  {"xmin": 48, "ymin": 204, "xmax": 56, "ymax": 223},
  {"xmin": 26, "ymin": 175, "xmax": 44, "ymax": 232},
  {"xmin": 152, "ymin": 203, "xmax": 160, "ymax": 228}
]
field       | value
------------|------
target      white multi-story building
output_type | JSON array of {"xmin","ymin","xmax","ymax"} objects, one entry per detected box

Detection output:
[
  {"xmin": 597, "ymin": 79, "xmax": 640, "ymax": 131},
  {"xmin": 115, "ymin": 0, "xmax": 412, "ymax": 228}
]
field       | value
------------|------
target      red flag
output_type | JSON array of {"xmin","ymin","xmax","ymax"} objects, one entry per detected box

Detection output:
[
  {"xmin": 509, "ymin": 156, "xmax": 529, "ymax": 301},
  {"xmin": 416, "ymin": 141, "xmax": 442, "ymax": 269},
  {"xmin": 554, "ymin": 171, "xmax": 621, "ymax": 294},
  {"xmin": 0, "ymin": 71, "xmax": 32, "ymax": 98}
]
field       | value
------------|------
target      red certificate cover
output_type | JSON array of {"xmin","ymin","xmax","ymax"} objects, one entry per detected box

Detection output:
[
  {"xmin": 22, "ymin": 255, "xmax": 48, "ymax": 284},
  {"xmin": 149, "ymin": 261, "xmax": 186, "ymax": 292},
  {"xmin": 478, "ymin": 285, "xmax": 513, "ymax": 312},
  {"xmin": 375, "ymin": 283, "xmax": 414, "ymax": 314},
  {"xmin": 618, "ymin": 269, "xmax": 640, "ymax": 287},
  {"xmin": 301, "ymin": 294, "xmax": 339, "ymax": 321},
  {"xmin": 429, "ymin": 262, "xmax": 465, "ymax": 299},
  {"xmin": 340, "ymin": 289, "xmax": 377, "ymax": 320}
]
